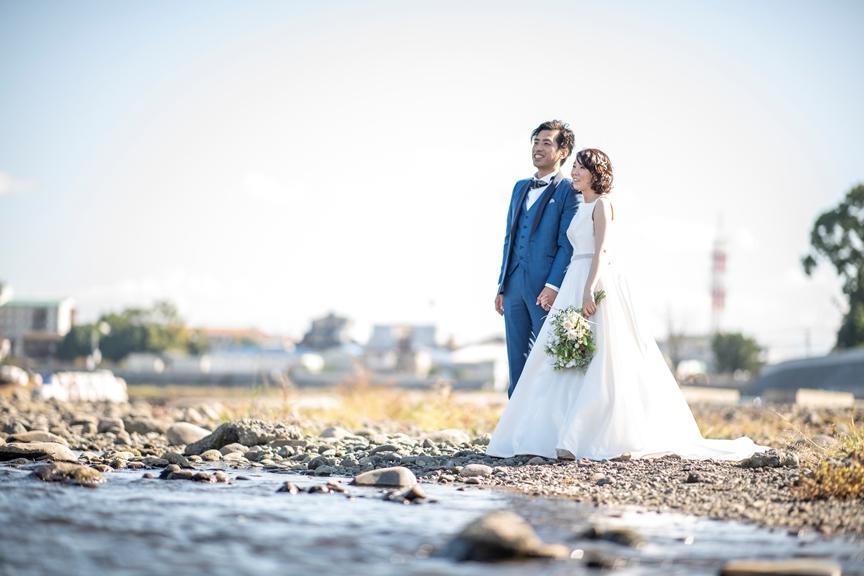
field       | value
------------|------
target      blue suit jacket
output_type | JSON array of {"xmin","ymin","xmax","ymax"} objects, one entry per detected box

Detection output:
[{"xmin": 497, "ymin": 174, "xmax": 580, "ymax": 296}]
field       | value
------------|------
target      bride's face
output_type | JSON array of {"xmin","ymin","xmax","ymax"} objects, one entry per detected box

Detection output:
[{"xmin": 571, "ymin": 160, "xmax": 593, "ymax": 193}]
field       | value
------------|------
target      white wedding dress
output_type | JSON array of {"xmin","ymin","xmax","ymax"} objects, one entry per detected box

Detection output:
[{"xmin": 487, "ymin": 197, "xmax": 769, "ymax": 461}]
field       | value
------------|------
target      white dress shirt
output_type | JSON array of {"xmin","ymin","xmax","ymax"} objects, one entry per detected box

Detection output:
[{"xmin": 525, "ymin": 172, "xmax": 556, "ymax": 211}]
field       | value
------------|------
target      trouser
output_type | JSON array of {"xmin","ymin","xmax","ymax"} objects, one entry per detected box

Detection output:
[{"xmin": 502, "ymin": 264, "xmax": 547, "ymax": 398}]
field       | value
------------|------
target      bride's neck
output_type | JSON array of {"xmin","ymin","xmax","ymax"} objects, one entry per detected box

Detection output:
[{"xmin": 581, "ymin": 189, "xmax": 601, "ymax": 202}]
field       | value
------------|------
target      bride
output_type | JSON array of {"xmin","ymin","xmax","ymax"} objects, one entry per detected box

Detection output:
[{"xmin": 486, "ymin": 148, "xmax": 768, "ymax": 461}]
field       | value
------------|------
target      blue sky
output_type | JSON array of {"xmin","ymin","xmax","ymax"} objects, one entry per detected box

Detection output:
[{"xmin": 2, "ymin": 0, "xmax": 863, "ymax": 360}]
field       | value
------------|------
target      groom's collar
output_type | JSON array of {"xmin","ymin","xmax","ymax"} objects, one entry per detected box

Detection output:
[{"xmin": 532, "ymin": 171, "xmax": 558, "ymax": 184}]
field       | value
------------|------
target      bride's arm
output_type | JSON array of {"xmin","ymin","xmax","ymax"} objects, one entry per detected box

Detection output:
[{"xmin": 582, "ymin": 197, "xmax": 613, "ymax": 316}]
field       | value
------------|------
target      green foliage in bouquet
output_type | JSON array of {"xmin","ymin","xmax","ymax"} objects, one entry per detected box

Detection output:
[{"xmin": 545, "ymin": 290, "xmax": 606, "ymax": 370}]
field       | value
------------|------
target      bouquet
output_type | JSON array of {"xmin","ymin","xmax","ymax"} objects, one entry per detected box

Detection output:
[{"xmin": 545, "ymin": 290, "xmax": 607, "ymax": 370}]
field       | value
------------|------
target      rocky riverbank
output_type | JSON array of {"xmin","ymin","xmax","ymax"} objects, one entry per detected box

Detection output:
[{"xmin": 1, "ymin": 389, "xmax": 862, "ymax": 538}]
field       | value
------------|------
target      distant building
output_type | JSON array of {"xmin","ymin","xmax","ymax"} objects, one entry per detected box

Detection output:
[
  {"xmin": 192, "ymin": 326, "xmax": 292, "ymax": 352},
  {"xmin": 0, "ymin": 282, "xmax": 12, "ymax": 306},
  {"xmin": 658, "ymin": 334, "xmax": 714, "ymax": 376},
  {"xmin": 365, "ymin": 324, "xmax": 437, "ymax": 375},
  {"xmin": 0, "ymin": 297, "xmax": 75, "ymax": 358},
  {"xmin": 299, "ymin": 312, "xmax": 352, "ymax": 350}
]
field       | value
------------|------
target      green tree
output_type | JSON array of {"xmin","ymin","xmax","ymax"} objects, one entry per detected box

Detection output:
[
  {"xmin": 802, "ymin": 184, "xmax": 864, "ymax": 349},
  {"xmin": 712, "ymin": 332, "xmax": 763, "ymax": 374},
  {"xmin": 56, "ymin": 324, "xmax": 96, "ymax": 361}
]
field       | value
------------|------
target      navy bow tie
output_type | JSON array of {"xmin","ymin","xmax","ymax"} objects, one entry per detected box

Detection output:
[{"xmin": 529, "ymin": 178, "xmax": 550, "ymax": 190}]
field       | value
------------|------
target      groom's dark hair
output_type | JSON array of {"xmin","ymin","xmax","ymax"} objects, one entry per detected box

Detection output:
[{"xmin": 531, "ymin": 120, "xmax": 575, "ymax": 163}]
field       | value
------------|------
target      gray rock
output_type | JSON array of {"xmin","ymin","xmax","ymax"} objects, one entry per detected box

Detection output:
[
  {"xmin": 200, "ymin": 449, "xmax": 222, "ymax": 461},
  {"xmin": 31, "ymin": 462, "xmax": 106, "ymax": 488},
  {"xmin": 192, "ymin": 471, "xmax": 212, "ymax": 483},
  {"xmin": 307, "ymin": 455, "xmax": 336, "ymax": 470},
  {"xmin": 277, "ymin": 481, "xmax": 301, "ymax": 494},
  {"xmin": 97, "ymin": 418, "xmax": 125, "ymax": 434},
  {"xmin": 370, "ymin": 444, "xmax": 402, "ymax": 455},
  {"xmin": 385, "ymin": 484, "xmax": 427, "ymax": 502},
  {"xmin": 184, "ymin": 419, "xmax": 301, "ymax": 455},
  {"xmin": 720, "ymin": 559, "xmax": 841, "ymax": 576},
  {"xmin": 460, "ymin": 464, "xmax": 493, "ymax": 478},
  {"xmin": 122, "ymin": 417, "xmax": 166, "ymax": 435},
  {"xmin": 427, "ymin": 429, "xmax": 470, "ymax": 446},
  {"xmin": 738, "ymin": 450, "xmax": 799, "ymax": 469},
  {"xmin": 166, "ymin": 422, "xmax": 211, "ymax": 446},
  {"xmin": 223, "ymin": 451, "xmax": 247, "ymax": 463},
  {"xmin": 353, "ymin": 466, "xmax": 417, "ymax": 488},
  {"xmin": 220, "ymin": 443, "xmax": 249, "ymax": 455},
  {"xmin": 160, "ymin": 451, "xmax": 194, "ymax": 468},
  {"xmin": 582, "ymin": 525, "xmax": 643, "ymax": 548},
  {"xmin": 8, "ymin": 430, "xmax": 69, "ymax": 446},
  {"xmin": 442, "ymin": 511, "xmax": 569, "ymax": 561},
  {"xmin": 143, "ymin": 456, "xmax": 169, "ymax": 468},
  {"xmin": 526, "ymin": 456, "xmax": 546, "ymax": 465},
  {"xmin": 0, "ymin": 441, "xmax": 76, "ymax": 462}
]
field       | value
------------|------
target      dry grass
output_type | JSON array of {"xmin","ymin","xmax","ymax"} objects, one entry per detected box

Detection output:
[
  {"xmin": 797, "ymin": 419, "xmax": 864, "ymax": 500},
  {"xmin": 239, "ymin": 384, "xmax": 506, "ymax": 435}
]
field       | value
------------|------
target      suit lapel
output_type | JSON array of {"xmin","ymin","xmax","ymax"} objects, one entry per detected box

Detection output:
[
  {"xmin": 530, "ymin": 172, "xmax": 564, "ymax": 234},
  {"xmin": 510, "ymin": 180, "xmax": 532, "ymax": 229}
]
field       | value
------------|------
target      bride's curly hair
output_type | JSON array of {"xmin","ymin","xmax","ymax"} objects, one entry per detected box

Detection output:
[{"xmin": 576, "ymin": 148, "xmax": 614, "ymax": 194}]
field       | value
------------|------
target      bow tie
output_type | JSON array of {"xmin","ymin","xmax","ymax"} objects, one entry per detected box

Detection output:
[{"xmin": 529, "ymin": 178, "xmax": 550, "ymax": 190}]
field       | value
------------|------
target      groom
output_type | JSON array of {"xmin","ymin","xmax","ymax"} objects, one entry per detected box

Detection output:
[{"xmin": 495, "ymin": 120, "xmax": 579, "ymax": 398}]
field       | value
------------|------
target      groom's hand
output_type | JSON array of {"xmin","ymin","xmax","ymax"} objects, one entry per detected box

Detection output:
[
  {"xmin": 495, "ymin": 294, "xmax": 504, "ymax": 316},
  {"xmin": 536, "ymin": 287, "xmax": 558, "ymax": 312}
]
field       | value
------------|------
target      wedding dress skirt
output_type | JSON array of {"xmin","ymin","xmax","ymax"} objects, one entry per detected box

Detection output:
[{"xmin": 487, "ymin": 251, "xmax": 768, "ymax": 462}]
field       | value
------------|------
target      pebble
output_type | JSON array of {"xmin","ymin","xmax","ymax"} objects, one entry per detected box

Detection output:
[
  {"xmin": 442, "ymin": 511, "xmax": 569, "ymax": 561},
  {"xmin": 353, "ymin": 466, "xmax": 417, "ymax": 488},
  {"xmin": 31, "ymin": 462, "xmax": 106, "ymax": 488},
  {"xmin": 460, "ymin": 464, "xmax": 493, "ymax": 478}
]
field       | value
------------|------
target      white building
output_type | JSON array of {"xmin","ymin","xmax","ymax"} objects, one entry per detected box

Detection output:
[
  {"xmin": 365, "ymin": 324, "xmax": 438, "ymax": 375},
  {"xmin": 0, "ymin": 298, "xmax": 75, "ymax": 358}
]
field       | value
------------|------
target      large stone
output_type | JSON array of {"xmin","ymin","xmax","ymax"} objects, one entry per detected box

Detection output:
[
  {"xmin": 8, "ymin": 430, "xmax": 69, "ymax": 446},
  {"xmin": 166, "ymin": 422, "xmax": 211, "ymax": 446},
  {"xmin": 738, "ymin": 450, "xmax": 799, "ymax": 469},
  {"xmin": 460, "ymin": 464, "xmax": 493, "ymax": 478},
  {"xmin": 582, "ymin": 525, "xmax": 644, "ymax": 548},
  {"xmin": 353, "ymin": 466, "xmax": 417, "ymax": 488},
  {"xmin": 31, "ymin": 462, "xmax": 106, "ymax": 488},
  {"xmin": 427, "ymin": 429, "xmax": 471, "ymax": 446},
  {"xmin": 720, "ymin": 559, "xmax": 841, "ymax": 576},
  {"xmin": 442, "ymin": 511, "xmax": 569, "ymax": 562},
  {"xmin": 98, "ymin": 418, "xmax": 125, "ymax": 434},
  {"xmin": 123, "ymin": 417, "xmax": 166, "ymax": 435},
  {"xmin": 160, "ymin": 451, "xmax": 194, "ymax": 468},
  {"xmin": 184, "ymin": 419, "xmax": 300, "ymax": 455},
  {"xmin": 200, "ymin": 449, "xmax": 222, "ymax": 461},
  {"xmin": 0, "ymin": 442, "xmax": 76, "ymax": 462}
]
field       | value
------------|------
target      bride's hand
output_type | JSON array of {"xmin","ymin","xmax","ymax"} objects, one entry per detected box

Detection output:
[{"xmin": 582, "ymin": 292, "xmax": 596, "ymax": 317}]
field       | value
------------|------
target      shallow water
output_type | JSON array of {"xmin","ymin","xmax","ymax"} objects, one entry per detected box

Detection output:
[{"xmin": 1, "ymin": 465, "xmax": 862, "ymax": 576}]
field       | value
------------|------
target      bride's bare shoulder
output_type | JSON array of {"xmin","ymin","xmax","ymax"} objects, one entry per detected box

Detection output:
[{"xmin": 592, "ymin": 195, "xmax": 615, "ymax": 221}]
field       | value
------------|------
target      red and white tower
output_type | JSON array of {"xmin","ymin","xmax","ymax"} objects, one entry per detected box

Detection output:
[{"xmin": 710, "ymin": 225, "xmax": 727, "ymax": 334}]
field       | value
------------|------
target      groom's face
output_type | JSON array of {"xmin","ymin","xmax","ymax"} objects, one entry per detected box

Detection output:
[{"xmin": 532, "ymin": 130, "xmax": 565, "ymax": 172}]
